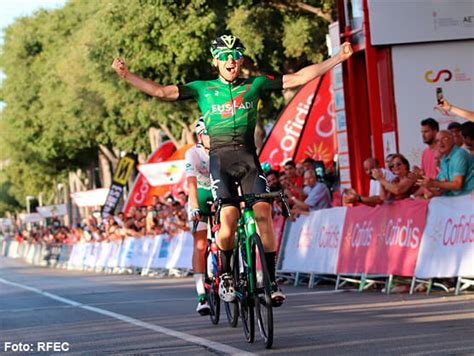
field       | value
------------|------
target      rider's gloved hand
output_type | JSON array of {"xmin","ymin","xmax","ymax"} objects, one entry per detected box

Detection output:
[{"xmin": 190, "ymin": 208, "xmax": 201, "ymax": 221}]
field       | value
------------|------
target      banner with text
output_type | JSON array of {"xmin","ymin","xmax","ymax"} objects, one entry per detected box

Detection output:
[
  {"xmin": 102, "ymin": 154, "xmax": 137, "ymax": 219},
  {"xmin": 280, "ymin": 207, "xmax": 346, "ymax": 274},
  {"xmin": 337, "ymin": 199, "xmax": 429, "ymax": 276},
  {"xmin": 415, "ymin": 195, "xmax": 474, "ymax": 278}
]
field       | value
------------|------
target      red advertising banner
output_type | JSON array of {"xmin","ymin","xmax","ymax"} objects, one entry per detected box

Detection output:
[
  {"xmin": 123, "ymin": 141, "xmax": 176, "ymax": 214},
  {"xmin": 259, "ymin": 77, "xmax": 321, "ymax": 165},
  {"xmin": 337, "ymin": 199, "xmax": 429, "ymax": 276},
  {"xmin": 259, "ymin": 73, "xmax": 337, "ymax": 167},
  {"xmin": 294, "ymin": 72, "xmax": 337, "ymax": 166}
]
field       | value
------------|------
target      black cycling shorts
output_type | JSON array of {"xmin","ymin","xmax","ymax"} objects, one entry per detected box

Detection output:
[{"xmin": 209, "ymin": 145, "xmax": 270, "ymax": 207}]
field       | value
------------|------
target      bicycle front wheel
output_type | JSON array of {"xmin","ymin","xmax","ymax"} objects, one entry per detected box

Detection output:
[
  {"xmin": 236, "ymin": 247, "xmax": 254, "ymax": 343},
  {"xmin": 252, "ymin": 233, "xmax": 274, "ymax": 349}
]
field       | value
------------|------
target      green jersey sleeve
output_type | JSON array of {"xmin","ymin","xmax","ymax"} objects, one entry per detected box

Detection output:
[
  {"xmin": 177, "ymin": 81, "xmax": 202, "ymax": 100},
  {"xmin": 254, "ymin": 75, "xmax": 283, "ymax": 92}
]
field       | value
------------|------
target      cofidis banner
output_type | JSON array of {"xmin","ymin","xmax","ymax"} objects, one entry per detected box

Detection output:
[
  {"xmin": 415, "ymin": 195, "xmax": 474, "ymax": 278},
  {"xmin": 280, "ymin": 207, "xmax": 346, "ymax": 274},
  {"xmin": 337, "ymin": 199, "xmax": 429, "ymax": 276}
]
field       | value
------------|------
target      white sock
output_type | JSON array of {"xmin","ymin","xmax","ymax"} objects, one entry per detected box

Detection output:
[{"xmin": 193, "ymin": 273, "xmax": 206, "ymax": 296}]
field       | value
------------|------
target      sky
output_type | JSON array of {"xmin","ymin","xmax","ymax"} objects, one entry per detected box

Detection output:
[
  {"xmin": 0, "ymin": 0, "xmax": 66, "ymax": 105},
  {"xmin": 0, "ymin": 0, "xmax": 66, "ymax": 32}
]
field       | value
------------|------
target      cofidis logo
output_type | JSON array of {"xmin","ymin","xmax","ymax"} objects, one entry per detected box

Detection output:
[
  {"xmin": 425, "ymin": 67, "xmax": 471, "ymax": 83},
  {"xmin": 425, "ymin": 69, "xmax": 452, "ymax": 83}
]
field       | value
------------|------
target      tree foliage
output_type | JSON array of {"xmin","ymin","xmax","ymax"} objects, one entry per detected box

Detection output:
[{"xmin": 0, "ymin": 0, "xmax": 335, "ymax": 212}]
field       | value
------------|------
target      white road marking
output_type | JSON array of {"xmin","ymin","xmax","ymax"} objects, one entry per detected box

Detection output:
[
  {"xmin": 0, "ymin": 277, "xmax": 255, "ymax": 356},
  {"xmin": 285, "ymin": 289, "xmax": 355, "ymax": 296}
]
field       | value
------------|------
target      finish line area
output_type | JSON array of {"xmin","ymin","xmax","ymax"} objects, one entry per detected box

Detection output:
[{"xmin": 1, "ymin": 257, "xmax": 473, "ymax": 355}]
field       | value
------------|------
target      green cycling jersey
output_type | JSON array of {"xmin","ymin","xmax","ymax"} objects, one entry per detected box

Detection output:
[{"xmin": 178, "ymin": 75, "xmax": 282, "ymax": 150}]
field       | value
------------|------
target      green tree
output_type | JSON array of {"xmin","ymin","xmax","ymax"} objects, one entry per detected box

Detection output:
[{"xmin": 0, "ymin": 0, "xmax": 335, "ymax": 213}]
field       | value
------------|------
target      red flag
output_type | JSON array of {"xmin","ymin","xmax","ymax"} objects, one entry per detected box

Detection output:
[
  {"xmin": 260, "ymin": 73, "xmax": 337, "ymax": 168},
  {"xmin": 123, "ymin": 141, "xmax": 176, "ymax": 214}
]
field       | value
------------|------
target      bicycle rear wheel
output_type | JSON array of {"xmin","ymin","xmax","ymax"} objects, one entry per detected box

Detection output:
[
  {"xmin": 208, "ymin": 277, "xmax": 220, "ymax": 325},
  {"xmin": 225, "ymin": 248, "xmax": 239, "ymax": 327},
  {"xmin": 252, "ymin": 233, "xmax": 274, "ymax": 349}
]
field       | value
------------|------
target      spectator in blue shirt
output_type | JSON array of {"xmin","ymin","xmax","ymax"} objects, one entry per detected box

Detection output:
[
  {"xmin": 418, "ymin": 130, "xmax": 474, "ymax": 196},
  {"xmin": 289, "ymin": 169, "xmax": 332, "ymax": 215}
]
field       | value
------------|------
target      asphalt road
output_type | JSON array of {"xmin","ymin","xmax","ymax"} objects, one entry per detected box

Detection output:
[{"xmin": 1, "ymin": 256, "xmax": 473, "ymax": 355}]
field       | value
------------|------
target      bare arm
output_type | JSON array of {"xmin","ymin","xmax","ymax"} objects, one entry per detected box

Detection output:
[
  {"xmin": 111, "ymin": 58, "xmax": 179, "ymax": 100},
  {"xmin": 282, "ymin": 42, "xmax": 353, "ymax": 89},
  {"xmin": 439, "ymin": 99, "xmax": 474, "ymax": 122},
  {"xmin": 186, "ymin": 176, "xmax": 199, "ymax": 210},
  {"xmin": 379, "ymin": 176, "xmax": 416, "ymax": 196},
  {"xmin": 290, "ymin": 195, "xmax": 310, "ymax": 211},
  {"xmin": 360, "ymin": 195, "xmax": 383, "ymax": 206},
  {"xmin": 419, "ymin": 175, "xmax": 464, "ymax": 192}
]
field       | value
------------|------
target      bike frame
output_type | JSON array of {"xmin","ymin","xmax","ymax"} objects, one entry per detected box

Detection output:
[{"xmin": 236, "ymin": 204, "xmax": 258, "ymax": 297}]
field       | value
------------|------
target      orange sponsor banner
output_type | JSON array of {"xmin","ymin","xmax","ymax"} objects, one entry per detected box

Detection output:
[{"xmin": 123, "ymin": 141, "xmax": 175, "ymax": 214}]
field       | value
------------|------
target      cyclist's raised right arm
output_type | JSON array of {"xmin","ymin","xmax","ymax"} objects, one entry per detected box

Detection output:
[{"xmin": 112, "ymin": 58, "xmax": 179, "ymax": 101}]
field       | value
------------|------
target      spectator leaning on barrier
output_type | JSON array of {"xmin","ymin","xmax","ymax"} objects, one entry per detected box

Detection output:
[
  {"xmin": 419, "ymin": 118, "xmax": 440, "ymax": 179},
  {"xmin": 418, "ymin": 130, "xmax": 474, "ymax": 196},
  {"xmin": 372, "ymin": 154, "xmax": 418, "ymax": 201},
  {"xmin": 461, "ymin": 121, "xmax": 474, "ymax": 155},
  {"xmin": 266, "ymin": 170, "xmax": 281, "ymax": 192},
  {"xmin": 344, "ymin": 157, "xmax": 396, "ymax": 206},
  {"xmin": 284, "ymin": 160, "xmax": 304, "ymax": 188},
  {"xmin": 295, "ymin": 162, "xmax": 305, "ymax": 177},
  {"xmin": 302, "ymin": 157, "xmax": 317, "ymax": 171},
  {"xmin": 289, "ymin": 169, "xmax": 331, "ymax": 215},
  {"xmin": 447, "ymin": 122, "xmax": 464, "ymax": 148}
]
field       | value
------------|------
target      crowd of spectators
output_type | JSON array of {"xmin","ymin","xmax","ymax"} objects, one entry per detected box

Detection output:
[
  {"xmin": 11, "ymin": 193, "xmax": 192, "ymax": 246},
  {"xmin": 8, "ymin": 100, "xmax": 474, "ymax": 245},
  {"xmin": 344, "ymin": 116, "xmax": 473, "ymax": 205}
]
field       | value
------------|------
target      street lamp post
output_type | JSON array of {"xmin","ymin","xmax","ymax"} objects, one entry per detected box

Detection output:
[
  {"xmin": 57, "ymin": 183, "xmax": 71, "ymax": 226},
  {"xmin": 26, "ymin": 195, "xmax": 35, "ymax": 214},
  {"xmin": 38, "ymin": 192, "xmax": 44, "ymax": 207},
  {"xmin": 57, "ymin": 183, "xmax": 65, "ymax": 204}
]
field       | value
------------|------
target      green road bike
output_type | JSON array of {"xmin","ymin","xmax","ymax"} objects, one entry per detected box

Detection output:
[{"xmin": 216, "ymin": 190, "xmax": 290, "ymax": 349}]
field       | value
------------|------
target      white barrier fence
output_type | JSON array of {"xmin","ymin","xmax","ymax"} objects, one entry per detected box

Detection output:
[
  {"xmin": 277, "ymin": 195, "xmax": 473, "ymax": 293},
  {"xmin": 2, "ymin": 195, "xmax": 473, "ymax": 294},
  {"xmin": 1, "ymin": 231, "xmax": 194, "ymax": 274},
  {"xmin": 280, "ymin": 207, "xmax": 346, "ymax": 274}
]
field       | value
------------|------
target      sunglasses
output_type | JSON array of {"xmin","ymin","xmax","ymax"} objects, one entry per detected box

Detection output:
[
  {"xmin": 389, "ymin": 162, "xmax": 403, "ymax": 169},
  {"xmin": 216, "ymin": 50, "xmax": 243, "ymax": 61}
]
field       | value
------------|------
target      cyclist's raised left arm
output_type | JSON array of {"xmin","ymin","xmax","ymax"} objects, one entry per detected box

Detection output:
[
  {"xmin": 112, "ymin": 58, "xmax": 179, "ymax": 101},
  {"xmin": 282, "ymin": 42, "xmax": 353, "ymax": 90}
]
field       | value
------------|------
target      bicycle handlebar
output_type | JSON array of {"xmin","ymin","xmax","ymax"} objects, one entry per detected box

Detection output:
[
  {"xmin": 217, "ymin": 191, "xmax": 291, "ymax": 219},
  {"xmin": 191, "ymin": 191, "xmax": 291, "ymax": 234}
]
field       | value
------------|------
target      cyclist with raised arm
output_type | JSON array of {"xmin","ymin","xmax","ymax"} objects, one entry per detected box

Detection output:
[
  {"xmin": 185, "ymin": 118, "xmax": 213, "ymax": 315},
  {"xmin": 112, "ymin": 34, "xmax": 353, "ymax": 306}
]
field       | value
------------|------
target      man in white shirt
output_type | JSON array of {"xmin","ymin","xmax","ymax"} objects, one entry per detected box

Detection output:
[{"xmin": 344, "ymin": 158, "xmax": 396, "ymax": 206}]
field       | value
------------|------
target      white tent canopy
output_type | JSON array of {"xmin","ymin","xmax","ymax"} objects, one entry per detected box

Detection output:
[
  {"xmin": 36, "ymin": 204, "xmax": 67, "ymax": 218},
  {"xmin": 19, "ymin": 213, "xmax": 44, "ymax": 223},
  {"xmin": 70, "ymin": 188, "xmax": 109, "ymax": 207}
]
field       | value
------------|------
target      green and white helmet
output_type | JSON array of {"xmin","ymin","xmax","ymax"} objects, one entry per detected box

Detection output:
[{"xmin": 210, "ymin": 34, "xmax": 245, "ymax": 57}]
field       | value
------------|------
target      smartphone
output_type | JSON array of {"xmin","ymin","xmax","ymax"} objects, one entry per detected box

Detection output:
[{"xmin": 436, "ymin": 87, "xmax": 443, "ymax": 104}]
